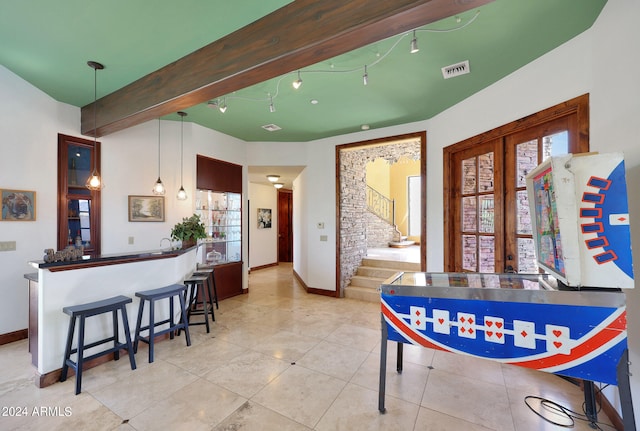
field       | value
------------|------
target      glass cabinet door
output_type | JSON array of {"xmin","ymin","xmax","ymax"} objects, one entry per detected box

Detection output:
[{"xmin": 196, "ymin": 189, "xmax": 242, "ymax": 264}]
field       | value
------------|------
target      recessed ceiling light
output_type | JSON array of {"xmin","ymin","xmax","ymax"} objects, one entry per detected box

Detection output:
[
  {"xmin": 262, "ymin": 123, "xmax": 282, "ymax": 132},
  {"xmin": 361, "ymin": 124, "xmax": 370, "ymax": 130},
  {"xmin": 310, "ymin": 99, "xmax": 318, "ymax": 105}
]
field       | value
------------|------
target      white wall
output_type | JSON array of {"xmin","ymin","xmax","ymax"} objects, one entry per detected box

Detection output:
[{"xmin": 248, "ymin": 182, "xmax": 278, "ymax": 268}]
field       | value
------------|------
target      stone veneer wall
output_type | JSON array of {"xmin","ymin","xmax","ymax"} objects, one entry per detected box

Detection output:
[
  {"xmin": 365, "ymin": 210, "xmax": 396, "ymax": 248},
  {"xmin": 338, "ymin": 139, "xmax": 420, "ymax": 294}
]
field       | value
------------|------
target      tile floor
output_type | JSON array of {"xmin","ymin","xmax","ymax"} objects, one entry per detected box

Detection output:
[{"xmin": 0, "ymin": 264, "xmax": 615, "ymax": 430}]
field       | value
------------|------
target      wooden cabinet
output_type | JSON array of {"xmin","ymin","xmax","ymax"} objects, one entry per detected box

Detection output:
[
  {"xmin": 57, "ymin": 134, "xmax": 101, "ymax": 256},
  {"xmin": 196, "ymin": 155, "xmax": 243, "ymax": 299}
]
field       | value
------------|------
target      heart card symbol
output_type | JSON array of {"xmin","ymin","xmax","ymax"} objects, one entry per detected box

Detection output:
[{"xmin": 553, "ymin": 330, "xmax": 562, "ymax": 338}]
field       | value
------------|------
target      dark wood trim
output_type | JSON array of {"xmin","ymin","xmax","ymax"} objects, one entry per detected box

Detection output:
[
  {"xmin": 0, "ymin": 329, "xmax": 27, "ymax": 346},
  {"xmin": 336, "ymin": 131, "xmax": 427, "ymax": 296},
  {"xmin": 293, "ymin": 269, "xmax": 337, "ymax": 298},
  {"xmin": 249, "ymin": 262, "xmax": 279, "ymax": 272},
  {"xmin": 443, "ymin": 94, "xmax": 589, "ymax": 271},
  {"xmin": 81, "ymin": 0, "xmax": 493, "ymax": 137},
  {"xmin": 38, "ymin": 251, "xmax": 188, "ymax": 272}
]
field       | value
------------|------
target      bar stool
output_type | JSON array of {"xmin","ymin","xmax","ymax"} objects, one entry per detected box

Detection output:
[
  {"xmin": 195, "ymin": 263, "xmax": 219, "ymax": 309},
  {"xmin": 181, "ymin": 272, "xmax": 215, "ymax": 333},
  {"xmin": 60, "ymin": 295, "xmax": 136, "ymax": 395},
  {"xmin": 133, "ymin": 284, "xmax": 191, "ymax": 363}
]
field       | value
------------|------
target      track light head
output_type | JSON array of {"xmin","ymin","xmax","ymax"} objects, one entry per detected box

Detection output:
[
  {"xmin": 293, "ymin": 70, "xmax": 302, "ymax": 89},
  {"xmin": 363, "ymin": 65, "xmax": 368, "ymax": 86},
  {"xmin": 410, "ymin": 30, "xmax": 419, "ymax": 54}
]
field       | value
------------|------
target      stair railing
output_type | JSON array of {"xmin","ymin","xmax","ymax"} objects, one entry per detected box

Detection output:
[{"xmin": 366, "ymin": 185, "xmax": 395, "ymax": 225}]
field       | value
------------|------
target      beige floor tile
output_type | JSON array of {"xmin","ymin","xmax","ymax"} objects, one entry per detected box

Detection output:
[
  {"xmin": 90, "ymin": 360, "xmax": 198, "ymax": 419},
  {"xmin": 252, "ymin": 365, "xmax": 346, "ymax": 428},
  {"xmin": 325, "ymin": 323, "xmax": 380, "ymax": 352},
  {"xmin": 297, "ymin": 340, "xmax": 369, "ymax": 381},
  {"xmin": 163, "ymin": 336, "xmax": 247, "ymax": 376},
  {"xmin": 351, "ymin": 351, "xmax": 430, "ymax": 405},
  {"xmin": 431, "ymin": 349, "xmax": 505, "ymax": 386},
  {"xmin": 212, "ymin": 401, "xmax": 312, "ymax": 431},
  {"xmin": 204, "ymin": 350, "xmax": 291, "ymax": 398},
  {"xmin": 421, "ymin": 369, "xmax": 515, "ymax": 431},
  {"xmin": 315, "ymin": 383, "xmax": 420, "ymax": 431},
  {"xmin": 128, "ymin": 379, "xmax": 247, "ymax": 431},
  {"xmin": 251, "ymin": 329, "xmax": 321, "ymax": 362},
  {"xmin": 414, "ymin": 407, "xmax": 495, "ymax": 431}
]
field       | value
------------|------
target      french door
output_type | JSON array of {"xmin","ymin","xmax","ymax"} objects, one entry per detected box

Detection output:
[{"xmin": 444, "ymin": 95, "xmax": 589, "ymax": 273}]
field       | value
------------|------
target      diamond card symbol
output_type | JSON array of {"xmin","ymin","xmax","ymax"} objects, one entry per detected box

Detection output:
[
  {"xmin": 514, "ymin": 320, "xmax": 536, "ymax": 349},
  {"xmin": 458, "ymin": 312, "xmax": 476, "ymax": 339},
  {"xmin": 546, "ymin": 324, "xmax": 571, "ymax": 355},
  {"xmin": 432, "ymin": 309, "xmax": 450, "ymax": 335},
  {"xmin": 484, "ymin": 316, "xmax": 504, "ymax": 344},
  {"xmin": 410, "ymin": 306, "xmax": 426, "ymax": 330}
]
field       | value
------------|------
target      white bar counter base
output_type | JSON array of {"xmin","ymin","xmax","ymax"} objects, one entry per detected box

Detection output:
[{"xmin": 27, "ymin": 247, "xmax": 197, "ymax": 387}]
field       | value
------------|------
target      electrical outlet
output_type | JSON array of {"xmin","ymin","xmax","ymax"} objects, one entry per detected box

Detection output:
[
  {"xmin": 0, "ymin": 241, "xmax": 16, "ymax": 251},
  {"xmin": 128, "ymin": 236, "xmax": 134, "ymax": 245},
  {"xmin": 317, "ymin": 222, "xmax": 325, "ymax": 229}
]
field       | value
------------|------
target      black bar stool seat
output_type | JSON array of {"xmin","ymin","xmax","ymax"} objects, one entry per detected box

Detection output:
[
  {"xmin": 195, "ymin": 264, "xmax": 219, "ymax": 310},
  {"xmin": 181, "ymin": 273, "xmax": 215, "ymax": 333},
  {"xmin": 133, "ymin": 284, "xmax": 191, "ymax": 363},
  {"xmin": 60, "ymin": 295, "xmax": 136, "ymax": 395}
]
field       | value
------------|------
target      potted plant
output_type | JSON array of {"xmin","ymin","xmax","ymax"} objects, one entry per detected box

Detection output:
[{"xmin": 170, "ymin": 214, "xmax": 207, "ymax": 249}]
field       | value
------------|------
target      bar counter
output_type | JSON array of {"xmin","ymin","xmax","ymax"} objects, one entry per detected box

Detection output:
[{"xmin": 26, "ymin": 246, "xmax": 197, "ymax": 387}]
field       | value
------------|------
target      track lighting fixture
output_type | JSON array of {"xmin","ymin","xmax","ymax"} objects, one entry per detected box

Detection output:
[
  {"xmin": 363, "ymin": 65, "xmax": 368, "ymax": 86},
  {"xmin": 219, "ymin": 98, "xmax": 227, "ymax": 113},
  {"xmin": 152, "ymin": 119, "xmax": 165, "ymax": 195},
  {"xmin": 177, "ymin": 111, "xmax": 188, "ymax": 201},
  {"xmin": 292, "ymin": 70, "xmax": 302, "ymax": 89},
  {"xmin": 86, "ymin": 60, "xmax": 104, "ymax": 191},
  {"xmin": 410, "ymin": 30, "xmax": 419, "ymax": 54}
]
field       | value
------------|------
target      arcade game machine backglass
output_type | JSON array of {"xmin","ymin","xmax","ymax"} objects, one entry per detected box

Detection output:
[{"xmin": 378, "ymin": 152, "xmax": 634, "ymax": 428}]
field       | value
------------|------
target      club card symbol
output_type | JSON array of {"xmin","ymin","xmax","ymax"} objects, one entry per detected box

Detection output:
[
  {"xmin": 410, "ymin": 306, "xmax": 426, "ymax": 330},
  {"xmin": 484, "ymin": 316, "xmax": 505, "ymax": 344},
  {"xmin": 545, "ymin": 324, "xmax": 571, "ymax": 355},
  {"xmin": 513, "ymin": 320, "xmax": 536, "ymax": 349},
  {"xmin": 457, "ymin": 312, "xmax": 476, "ymax": 339},
  {"xmin": 432, "ymin": 309, "xmax": 450, "ymax": 335}
]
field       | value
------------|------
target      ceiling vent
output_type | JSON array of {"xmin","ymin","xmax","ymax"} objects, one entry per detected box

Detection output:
[
  {"xmin": 261, "ymin": 123, "xmax": 282, "ymax": 132},
  {"xmin": 441, "ymin": 60, "xmax": 470, "ymax": 79}
]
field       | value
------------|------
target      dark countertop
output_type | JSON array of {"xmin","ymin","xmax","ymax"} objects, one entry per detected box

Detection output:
[{"xmin": 28, "ymin": 245, "xmax": 197, "ymax": 272}]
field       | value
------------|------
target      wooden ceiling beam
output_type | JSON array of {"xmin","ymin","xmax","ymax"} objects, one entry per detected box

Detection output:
[{"xmin": 82, "ymin": 0, "xmax": 493, "ymax": 137}]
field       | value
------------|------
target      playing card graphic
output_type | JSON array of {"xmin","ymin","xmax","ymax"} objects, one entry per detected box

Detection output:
[
  {"xmin": 513, "ymin": 320, "xmax": 536, "ymax": 349},
  {"xmin": 410, "ymin": 306, "xmax": 426, "ymax": 330},
  {"xmin": 546, "ymin": 324, "xmax": 571, "ymax": 355},
  {"xmin": 457, "ymin": 312, "xmax": 476, "ymax": 339},
  {"xmin": 432, "ymin": 309, "xmax": 450, "ymax": 335},
  {"xmin": 484, "ymin": 316, "xmax": 505, "ymax": 344}
]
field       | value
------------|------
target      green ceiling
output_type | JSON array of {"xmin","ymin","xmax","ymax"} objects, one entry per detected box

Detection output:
[{"xmin": 0, "ymin": 0, "xmax": 607, "ymax": 142}]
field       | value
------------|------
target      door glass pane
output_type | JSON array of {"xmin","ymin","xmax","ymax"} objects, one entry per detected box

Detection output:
[
  {"xmin": 462, "ymin": 158, "xmax": 476, "ymax": 194},
  {"xmin": 516, "ymin": 140, "xmax": 538, "ymax": 187},
  {"xmin": 516, "ymin": 190, "xmax": 532, "ymax": 235},
  {"xmin": 478, "ymin": 152, "xmax": 494, "ymax": 192},
  {"xmin": 542, "ymin": 131, "xmax": 568, "ymax": 161},
  {"xmin": 479, "ymin": 236, "xmax": 495, "ymax": 273},
  {"xmin": 517, "ymin": 238, "xmax": 537, "ymax": 273},
  {"xmin": 478, "ymin": 195, "xmax": 494, "ymax": 233},
  {"xmin": 462, "ymin": 235, "xmax": 477, "ymax": 271},
  {"xmin": 462, "ymin": 197, "xmax": 477, "ymax": 231},
  {"xmin": 68, "ymin": 144, "xmax": 92, "ymax": 187}
]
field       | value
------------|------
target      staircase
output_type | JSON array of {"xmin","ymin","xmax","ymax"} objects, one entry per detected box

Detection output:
[{"xmin": 345, "ymin": 257, "xmax": 421, "ymax": 303}]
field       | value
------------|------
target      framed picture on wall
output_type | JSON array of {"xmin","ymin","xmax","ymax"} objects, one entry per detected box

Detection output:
[
  {"xmin": 1, "ymin": 189, "xmax": 36, "ymax": 221},
  {"xmin": 128, "ymin": 195, "xmax": 165, "ymax": 222},
  {"xmin": 257, "ymin": 208, "xmax": 272, "ymax": 229}
]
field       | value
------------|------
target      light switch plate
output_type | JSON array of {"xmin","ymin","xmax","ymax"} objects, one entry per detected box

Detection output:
[{"xmin": 0, "ymin": 241, "xmax": 16, "ymax": 251}]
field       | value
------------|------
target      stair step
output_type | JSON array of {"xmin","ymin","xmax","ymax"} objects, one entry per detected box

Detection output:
[
  {"xmin": 356, "ymin": 266, "xmax": 400, "ymax": 279},
  {"xmin": 361, "ymin": 258, "xmax": 421, "ymax": 271},
  {"xmin": 349, "ymin": 275, "xmax": 386, "ymax": 289},
  {"xmin": 344, "ymin": 285, "xmax": 379, "ymax": 303}
]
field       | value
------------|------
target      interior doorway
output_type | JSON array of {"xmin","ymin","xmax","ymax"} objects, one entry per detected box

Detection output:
[
  {"xmin": 278, "ymin": 189, "xmax": 293, "ymax": 262},
  {"xmin": 336, "ymin": 131, "xmax": 426, "ymax": 297}
]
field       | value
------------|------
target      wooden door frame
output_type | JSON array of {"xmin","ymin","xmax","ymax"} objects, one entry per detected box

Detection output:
[
  {"xmin": 336, "ymin": 131, "xmax": 427, "ymax": 297},
  {"xmin": 443, "ymin": 93, "xmax": 589, "ymax": 271}
]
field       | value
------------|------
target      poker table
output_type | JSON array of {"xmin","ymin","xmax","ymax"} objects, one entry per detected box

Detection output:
[{"xmin": 378, "ymin": 271, "xmax": 634, "ymax": 429}]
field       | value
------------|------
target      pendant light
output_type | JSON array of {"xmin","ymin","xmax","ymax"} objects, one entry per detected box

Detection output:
[
  {"xmin": 176, "ymin": 111, "xmax": 188, "ymax": 200},
  {"xmin": 152, "ymin": 119, "xmax": 165, "ymax": 195},
  {"xmin": 86, "ymin": 61, "xmax": 104, "ymax": 190}
]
